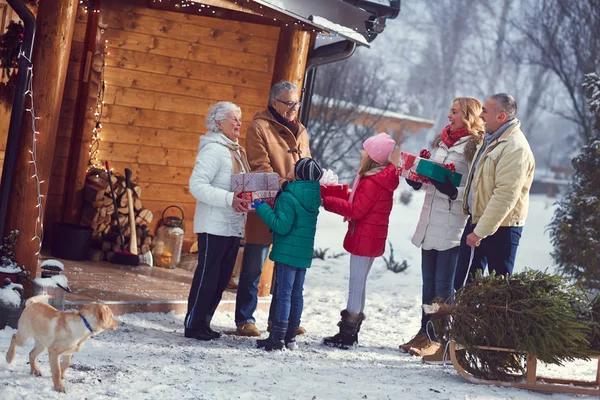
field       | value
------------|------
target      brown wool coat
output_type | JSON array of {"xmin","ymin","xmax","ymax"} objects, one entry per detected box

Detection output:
[{"xmin": 244, "ymin": 109, "xmax": 311, "ymax": 244}]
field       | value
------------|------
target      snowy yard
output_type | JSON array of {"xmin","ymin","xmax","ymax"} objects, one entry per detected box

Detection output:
[{"xmin": 1, "ymin": 192, "xmax": 597, "ymax": 400}]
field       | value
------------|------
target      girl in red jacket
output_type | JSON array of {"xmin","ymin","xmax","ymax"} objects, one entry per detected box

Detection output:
[{"xmin": 321, "ymin": 133, "xmax": 399, "ymax": 349}]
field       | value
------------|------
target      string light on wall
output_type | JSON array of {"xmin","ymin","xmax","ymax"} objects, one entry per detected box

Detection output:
[
  {"xmin": 21, "ymin": 56, "xmax": 44, "ymax": 257},
  {"xmin": 87, "ymin": 40, "xmax": 108, "ymax": 172},
  {"xmin": 79, "ymin": 0, "xmax": 99, "ymax": 13}
]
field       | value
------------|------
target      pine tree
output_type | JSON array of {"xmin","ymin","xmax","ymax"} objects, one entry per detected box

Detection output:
[{"xmin": 549, "ymin": 73, "xmax": 600, "ymax": 290}]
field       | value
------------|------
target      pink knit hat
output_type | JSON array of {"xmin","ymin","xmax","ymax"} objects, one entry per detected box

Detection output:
[{"xmin": 363, "ymin": 133, "xmax": 396, "ymax": 163}]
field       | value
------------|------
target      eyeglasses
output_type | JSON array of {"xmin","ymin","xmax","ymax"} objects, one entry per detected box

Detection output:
[
  {"xmin": 276, "ymin": 99, "xmax": 301, "ymax": 109},
  {"xmin": 228, "ymin": 117, "xmax": 242, "ymax": 125}
]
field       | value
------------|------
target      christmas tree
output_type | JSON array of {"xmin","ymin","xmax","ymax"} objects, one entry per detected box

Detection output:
[{"xmin": 549, "ymin": 73, "xmax": 600, "ymax": 291}]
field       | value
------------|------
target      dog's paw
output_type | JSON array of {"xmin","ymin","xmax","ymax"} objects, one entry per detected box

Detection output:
[
  {"xmin": 30, "ymin": 368, "xmax": 42, "ymax": 377},
  {"xmin": 54, "ymin": 383, "xmax": 67, "ymax": 393}
]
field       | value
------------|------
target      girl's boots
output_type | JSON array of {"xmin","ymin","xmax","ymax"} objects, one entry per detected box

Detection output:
[
  {"xmin": 257, "ymin": 321, "xmax": 287, "ymax": 351},
  {"xmin": 322, "ymin": 310, "xmax": 365, "ymax": 350}
]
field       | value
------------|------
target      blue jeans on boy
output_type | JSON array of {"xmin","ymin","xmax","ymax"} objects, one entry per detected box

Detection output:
[
  {"xmin": 273, "ymin": 262, "xmax": 306, "ymax": 334},
  {"xmin": 421, "ymin": 247, "xmax": 459, "ymax": 335},
  {"xmin": 454, "ymin": 217, "xmax": 523, "ymax": 291},
  {"xmin": 235, "ymin": 243, "xmax": 270, "ymax": 326}
]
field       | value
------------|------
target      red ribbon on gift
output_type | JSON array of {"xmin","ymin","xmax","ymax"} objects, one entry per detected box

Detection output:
[
  {"xmin": 444, "ymin": 163, "xmax": 456, "ymax": 172},
  {"xmin": 419, "ymin": 149, "xmax": 431, "ymax": 159}
]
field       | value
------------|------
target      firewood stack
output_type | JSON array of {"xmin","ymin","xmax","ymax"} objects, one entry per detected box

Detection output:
[{"xmin": 80, "ymin": 169, "xmax": 154, "ymax": 262}]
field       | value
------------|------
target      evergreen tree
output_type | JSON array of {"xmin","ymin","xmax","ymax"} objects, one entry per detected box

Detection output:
[{"xmin": 550, "ymin": 73, "xmax": 600, "ymax": 290}]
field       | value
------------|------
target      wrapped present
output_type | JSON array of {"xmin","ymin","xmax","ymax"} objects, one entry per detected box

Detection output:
[
  {"xmin": 320, "ymin": 184, "xmax": 350, "ymax": 200},
  {"xmin": 231, "ymin": 172, "xmax": 279, "ymax": 192},
  {"xmin": 397, "ymin": 151, "xmax": 430, "ymax": 184},
  {"xmin": 239, "ymin": 191, "xmax": 277, "ymax": 211},
  {"xmin": 416, "ymin": 159, "xmax": 462, "ymax": 187}
]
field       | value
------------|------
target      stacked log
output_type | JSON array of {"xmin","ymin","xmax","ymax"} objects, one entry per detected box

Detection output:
[{"xmin": 80, "ymin": 169, "xmax": 154, "ymax": 262}]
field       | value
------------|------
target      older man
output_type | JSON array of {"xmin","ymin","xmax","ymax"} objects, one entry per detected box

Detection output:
[
  {"xmin": 454, "ymin": 93, "xmax": 535, "ymax": 290},
  {"xmin": 235, "ymin": 81, "xmax": 312, "ymax": 336}
]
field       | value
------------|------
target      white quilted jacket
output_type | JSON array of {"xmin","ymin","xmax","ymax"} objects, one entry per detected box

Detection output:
[
  {"xmin": 189, "ymin": 131, "xmax": 247, "ymax": 237},
  {"xmin": 411, "ymin": 136, "xmax": 472, "ymax": 251}
]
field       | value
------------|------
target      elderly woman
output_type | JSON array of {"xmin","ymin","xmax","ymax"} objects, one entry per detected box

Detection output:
[{"xmin": 184, "ymin": 101, "xmax": 251, "ymax": 341}]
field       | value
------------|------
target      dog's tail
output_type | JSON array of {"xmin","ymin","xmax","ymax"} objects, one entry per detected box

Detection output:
[{"xmin": 25, "ymin": 294, "xmax": 53, "ymax": 307}]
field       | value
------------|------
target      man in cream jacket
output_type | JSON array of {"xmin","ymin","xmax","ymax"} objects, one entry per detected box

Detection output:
[{"xmin": 454, "ymin": 93, "xmax": 535, "ymax": 289}]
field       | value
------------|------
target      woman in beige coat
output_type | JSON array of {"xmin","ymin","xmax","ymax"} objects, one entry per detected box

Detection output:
[{"xmin": 399, "ymin": 97, "xmax": 484, "ymax": 362}]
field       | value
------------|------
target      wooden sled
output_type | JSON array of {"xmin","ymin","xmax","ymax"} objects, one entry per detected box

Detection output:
[{"xmin": 449, "ymin": 341, "xmax": 600, "ymax": 396}]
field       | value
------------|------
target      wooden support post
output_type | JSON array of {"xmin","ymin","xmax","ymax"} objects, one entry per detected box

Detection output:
[
  {"xmin": 5, "ymin": 0, "xmax": 79, "ymax": 292},
  {"xmin": 270, "ymin": 26, "xmax": 312, "ymax": 88},
  {"xmin": 525, "ymin": 353, "xmax": 537, "ymax": 385},
  {"xmin": 62, "ymin": 0, "xmax": 110, "ymax": 224}
]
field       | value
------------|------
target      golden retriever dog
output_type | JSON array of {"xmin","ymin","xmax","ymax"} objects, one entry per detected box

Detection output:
[{"xmin": 5, "ymin": 295, "xmax": 118, "ymax": 393}]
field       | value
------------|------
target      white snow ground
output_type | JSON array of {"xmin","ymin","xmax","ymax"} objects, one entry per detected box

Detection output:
[{"xmin": 1, "ymin": 192, "xmax": 597, "ymax": 400}]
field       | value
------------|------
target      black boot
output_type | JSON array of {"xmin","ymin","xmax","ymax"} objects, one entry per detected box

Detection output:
[
  {"xmin": 257, "ymin": 321, "xmax": 287, "ymax": 351},
  {"xmin": 184, "ymin": 326, "xmax": 213, "ymax": 341},
  {"xmin": 285, "ymin": 324, "xmax": 300, "ymax": 350},
  {"xmin": 322, "ymin": 310, "xmax": 365, "ymax": 350},
  {"xmin": 205, "ymin": 326, "xmax": 222, "ymax": 339}
]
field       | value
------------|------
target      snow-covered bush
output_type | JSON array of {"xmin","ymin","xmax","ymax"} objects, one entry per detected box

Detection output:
[{"xmin": 550, "ymin": 73, "xmax": 600, "ymax": 290}]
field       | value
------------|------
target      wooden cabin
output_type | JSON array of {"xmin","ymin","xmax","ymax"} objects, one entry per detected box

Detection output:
[{"xmin": 0, "ymin": 0, "xmax": 400, "ymax": 303}]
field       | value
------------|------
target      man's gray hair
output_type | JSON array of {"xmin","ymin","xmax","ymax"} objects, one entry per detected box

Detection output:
[
  {"xmin": 206, "ymin": 101, "xmax": 241, "ymax": 132},
  {"xmin": 269, "ymin": 81, "xmax": 298, "ymax": 102},
  {"xmin": 490, "ymin": 93, "xmax": 517, "ymax": 120}
]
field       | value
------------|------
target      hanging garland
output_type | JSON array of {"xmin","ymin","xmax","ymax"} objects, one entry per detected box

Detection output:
[{"xmin": 0, "ymin": 21, "xmax": 24, "ymax": 104}]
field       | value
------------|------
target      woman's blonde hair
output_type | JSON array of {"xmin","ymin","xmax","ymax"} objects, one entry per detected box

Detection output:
[
  {"xmin": 452, "ymin": 97, "xmax": 485, "ymax": 136},
  {"xmin": 358, "ymin": 154, "xmax": 390, "ymax": 177}
]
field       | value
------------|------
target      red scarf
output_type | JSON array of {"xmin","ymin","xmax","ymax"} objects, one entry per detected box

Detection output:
[{"xmin": 440, "ymin": 125, "xmax": 470, "ymax": 148}]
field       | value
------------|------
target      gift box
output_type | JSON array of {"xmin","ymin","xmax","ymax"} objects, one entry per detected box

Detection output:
[
  {"xmin": 239, "ymin": 191, "xmax": 277, "ymax": 211},
  {"xmin": 416, "ymin": 159, "xmax": 462, "ymax": 187},
  {"xmin": 397, "ymin": 152, "xmax": 430, "ymax": 184},
  {"xmin": 231, "ymin": 172, "xmax": 279, "ymax": 192},
  {"xmin": 320, "ymin": 184, "xmax": 350, "ymax": 200}
]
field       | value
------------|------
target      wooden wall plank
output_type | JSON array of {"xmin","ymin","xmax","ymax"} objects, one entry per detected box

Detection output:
[
  {"xmin": 103, "ymin": 67, "xmax": 269, "ymax": 107},
  {"xmin": 108, "ymin": 9, "xmax": 278, "ymax": 57},
  {"xmin": 104, "ymin": 29, "xmax": 273, "ymax": 73},
  {"xmin": 109, "ymin": 0, "xmax": 279, "ymax": 40}
]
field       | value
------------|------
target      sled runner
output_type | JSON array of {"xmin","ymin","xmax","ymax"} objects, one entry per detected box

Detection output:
[{"xmin": 449, "ymin": 341, "xmax": 600, "ymax": 396}]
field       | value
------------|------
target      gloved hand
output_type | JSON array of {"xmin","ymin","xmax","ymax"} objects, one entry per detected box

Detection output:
[
  {"xmin": 251, "ymin": 199, "xmax": 266, "ymax": 209},
  {"xmin": 431, "ymin": 175, "xmax": 458, "ymax": 200},
  {"xmin": 405, "ymin": 179, "xmax": 422, "ymax": 191}
]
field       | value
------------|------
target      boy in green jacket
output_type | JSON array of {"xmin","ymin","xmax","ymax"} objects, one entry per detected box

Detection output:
[{"xmin": 251, "ymin": 158, "xmax": 322, "ymax": 350}]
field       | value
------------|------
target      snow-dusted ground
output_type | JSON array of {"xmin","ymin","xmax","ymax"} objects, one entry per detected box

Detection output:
[{"xmin": 1, "ymin": 192, "xmax": 597, "ymax": 399}]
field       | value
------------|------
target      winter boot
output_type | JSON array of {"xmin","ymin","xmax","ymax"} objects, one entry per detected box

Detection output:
[
  {"xmin": 285, "ymin": 323, "xmax": 300, "ymax": 350},
  {"xmin": 399, "ymin": 330, "xmax": 427, "ymax": 353},
  {"xmin": 322, "ymin": 310, "xmax": 365, "ymax": 350},
  {"xmin": 257, "ymin": 321, "xmax": 287, "ymax": 351}
]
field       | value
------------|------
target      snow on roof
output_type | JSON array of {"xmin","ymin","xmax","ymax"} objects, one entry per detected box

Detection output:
[
  {"xmin": 309, "ymin": 15, "xmax": 369, "ymax": 46},
  {"xmin": 312, "ymin": 95, "xmax": 435, "ymax": 126}
]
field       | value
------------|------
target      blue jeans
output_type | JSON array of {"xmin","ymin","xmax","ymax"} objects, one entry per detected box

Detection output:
[
  {"xmin": 273, "ymin": 263, "xmax": 306, "ymax": 329},
  {"xmin": 421, "ymin": 247, "xmax": 459, "ymax": 333},
  {"xmin": 235, "ymin": 243, "xmax": 270, "ymax": 326},
  {"xmin": 454, "ymin": 217, "xmax": 523, "ymax": 290}
]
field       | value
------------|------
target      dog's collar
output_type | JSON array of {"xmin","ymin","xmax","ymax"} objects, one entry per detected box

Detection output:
[{"xmin": 80, "ymin": 314, "xmax": 94, "ymax": 334}]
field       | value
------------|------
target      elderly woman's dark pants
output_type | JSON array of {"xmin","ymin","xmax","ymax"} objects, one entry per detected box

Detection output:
[{"xmin": 185, "ymin": 233, "xmax": 240, "ymax": 330}]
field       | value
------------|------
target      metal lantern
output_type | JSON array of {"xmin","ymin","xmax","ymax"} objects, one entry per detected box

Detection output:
[{"xmin": 153, "ymin": 206, "xmax": 185, "ymax": 269}]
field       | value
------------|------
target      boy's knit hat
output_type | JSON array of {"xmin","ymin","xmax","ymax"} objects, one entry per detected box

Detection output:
[
  {"xmin": 295, "ymin": 158, "xmax": 323, "ymax": 181},
  {"xmin": 363, "ymin": 133, "xmax": 396, "ymax": 163}
]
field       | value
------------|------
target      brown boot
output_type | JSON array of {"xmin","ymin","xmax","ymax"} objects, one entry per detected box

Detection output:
[
  {"xmin": 408, "ymin": 337, "xmax": 440, "ymax": 357},
  {"xmin": 236, "ymin": 323, "xmax": 261, "ymax": 337},
  {"xmin": 421, "ymin": 345, "xmax": 449, "ymax": 364},
  {"xmin": 399, "ymin": 331, "xmax": 427, "ymax": 353}
]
